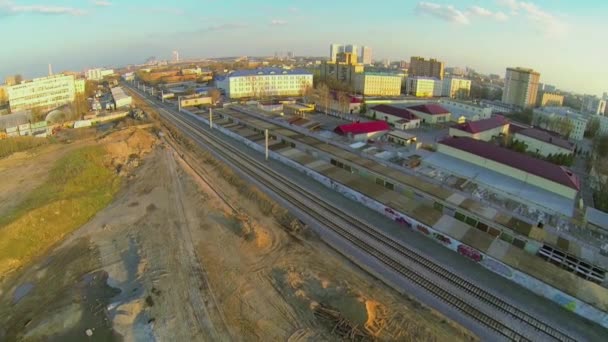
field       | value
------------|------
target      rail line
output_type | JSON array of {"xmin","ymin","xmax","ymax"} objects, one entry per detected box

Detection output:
[{"xmin": 129, "ymin": 85, "xmax": 576, "ymax": 341}]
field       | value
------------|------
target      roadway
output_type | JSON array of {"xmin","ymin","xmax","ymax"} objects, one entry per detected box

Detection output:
[{"xmin": 124, "ymin": 82, "xmax": 607, "ymax": 341}]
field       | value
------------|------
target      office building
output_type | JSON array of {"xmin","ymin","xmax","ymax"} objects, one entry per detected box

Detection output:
[
  {"xmin": 581, "ymin": 95, "xmax": 607, "ymax": 115},
  {"xmin": 7, "ymin": 74, "xmax": 76, "ymax": 112},
  {"xmin": 537, "ymin": 92, "xmax": 564, "ymax": 107},
  {"xmin": 360, "ymin": 46, "xmax": 373, "ymax": 65},
  {"xmin": 344, "ymin": 44, "xmax": 358, "ymax": 55},
  {"xmin": 409, "ymin": 57, "xmax": 445, "ymax": 80},
  {"xmin": 86, "ymin": 68, "xmax": 114, "ymax": 81},
  {"xmin": 406, "ymin": 76, "xmax": 441, "ymax": 97},
  {"xmin": 215, "ymin": 68, "xmax": 313, "ymax": 99},
  {"xmin": 442, "ymin": 77, "xmax": 471, "ymax": 98},
  {"xmin": 353, "ymin": 73, "xmax": 401, "ymax": 96},
  {"xmin": 502, "ymin": 67, "xmax": 540, "ymax": 109}
]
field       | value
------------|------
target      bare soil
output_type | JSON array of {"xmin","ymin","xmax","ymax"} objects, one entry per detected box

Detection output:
[{"xmin": 0, "ymin": 127, "xmax": 477, "ymax": 341}]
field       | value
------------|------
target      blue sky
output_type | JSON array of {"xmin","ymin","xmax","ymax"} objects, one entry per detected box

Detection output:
[{"xmin": 1, "ymin": 0, "xmax": 606, "ymax": 95}]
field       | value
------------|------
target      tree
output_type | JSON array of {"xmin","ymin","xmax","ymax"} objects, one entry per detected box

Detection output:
[
  {"xmin": 586, "ymin": 117, "xmax": 600, "ymax": 138},
  {"xmin": 596, "ymin": 135, "xmax": 608, "ymax": 158},
  {"xmin": 337, "ymin": 91, "xmax": 349, "ymax": 114},
  {"xmin": 360, "ymin": 102, "xmax": 368, "ymax": 115},
  {"xmin": 209, "ymin": 88, "xmax": 221, "ymax": 106},
  {"xmin": 313, "ymin": 83, "xmax": 330, "ymax": 114},
  {"xmin": 511, "ymin": 109, "xmax": 534, "ymax": 125},
  {"xmin": 301, "ymin": 81, "xmax": 314, "ymax": 104}
]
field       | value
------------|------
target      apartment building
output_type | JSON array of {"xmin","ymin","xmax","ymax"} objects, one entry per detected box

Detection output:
[
  {"xmin": 406, "ymin": 77, "xmax": 441, "ymax": 97},
  {"xmin": 353, "ymin": 73, "xmax": 401, "ymax": 96},
  {"xmin": 360, "ymin": 46, "xmax": 373, "ymax": 65},
  {"xmin": 7, "ymin": 74, "xmax": 76, "ymax": 112},
  {"xmin": 537, "ymin": 92, "xmax": 564, "ymax": 107},
  {"xmin": 502, "ymin": 67, "xmax": 540, "ymax": 109},
  {"xmin": 409, "ymin": 56, "xmax": 445, "ymax": 80}
]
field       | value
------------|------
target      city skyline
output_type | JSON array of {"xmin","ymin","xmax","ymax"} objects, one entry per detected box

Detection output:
[{"xmin": 1, "ymin": 0, "xmax": 607, "ymax": 95}]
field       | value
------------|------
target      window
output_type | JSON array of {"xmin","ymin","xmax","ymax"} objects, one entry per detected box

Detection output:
[
  {"xmin": 375, "ymin": 177, "xmax": 384, "ymax": 186},
  {"xmin": 454, "ymin": 212, "xmax": 466, "ymax": 222}
]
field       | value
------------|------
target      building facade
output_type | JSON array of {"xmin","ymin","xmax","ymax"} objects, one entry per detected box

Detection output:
[
  {"xmin": 370, "ymin": 104, "xmax": 421, "ymax": 130},
  {"xmin": 75, "ymin": 79, "xmax": 85, "ymax": 95},
  {"xmin": 449, "ymin": 116, "xmax": 510, "ymax": 141},
  {"xmin": 439, "ymin": 99, "xmax": 492, "ymax": 122},
  {"xmin": 537, "ymin": 92, "xmax": 564, "ymax": 107},
  {"xmin": 581, "ymin": 95, "xmax": 607, "ymax": 115},
  {"xmin": 409, "ymin": 56, "xmax": 445, "ymax": 80},
  {"xmin": 110, "ymin": 87, "xmax": 132, "ymax": 108},
  {"xmin": 360, "ymin": 46, "xmax": 373, "ymax": 65},
  {"xmin": 86, "ymin": 68, "xmax": 114, "ymax": 81},
  {"xmin": 406, "ymin": 77, "xmax": 440, "ymax": 97},
  {"xmin": 7, "ymin": 74, "xmax": 76, "ymax": 112},
  {"xmin": 442, "ymin": 77, "xmax": 471, "ymax": 98},
  {"xmin": 407, "ymin": 104, "xmax": 451, "ymax": 124},
  {"xmin": 330, "ymin": 43, "xmax": 344, "ymax": 62},
  {"xmin": 353, "ymin": 73, "xmax": 401, "ymax": 96},
  {"xmin": 502, "ymin": 67, "xmax": 540, "ymax": 109},
  {"xmin": 216, "ymin": 68, "xmax": 313, "ymax": 99},
  {"xmin": 513, "ymin": 128, "xmax": 574, "ymax": 157},
  {"xmin": 533, "ymin": 107, "xmax": 588, "ymax": 141}
]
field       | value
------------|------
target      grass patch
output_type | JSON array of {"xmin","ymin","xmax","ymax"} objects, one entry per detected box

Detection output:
[
  {"xmin": 0, "ymin": 136, "xmax": 54, "ymax": 159},
  {"xmin": 0, "ymin": 146, "xmax": 121, "ymax": 277}
]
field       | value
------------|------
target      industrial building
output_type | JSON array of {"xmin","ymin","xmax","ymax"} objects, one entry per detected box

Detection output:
[
  {"xmin": 110, "ymin": 87, "xmax": 132, "ymax": 108},
  {"xmin": 437, "ymin": 137, "xmax": 580, "ymax": 199},
  {"xmin": 513, "ymin": 128, "xmax": 574, "ymax": 157},
  {"xmin": 449, "ymin": 116, "xmax": 509, "ymax": 141},
  {"xmin": 216, "ymin": 68, "xmax": 313, "ymax": 99},
  {"xmin": 7, "ymin": 74, "xmax": 77, "ymax": 112},
  {"xmin": 370, "ymin": 104, "xmax": 421, "ymax": 130}
]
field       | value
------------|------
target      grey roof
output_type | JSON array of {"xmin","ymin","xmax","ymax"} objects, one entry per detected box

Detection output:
[
  {"xmin": 586, "ymin": 207, "xmax": 608, "ymax": 231},
  {"xmin": 0, "ymin": 111, "xmax": 32, "ymax": 130},
  {"xmin": 226, "ymin": 68, "xmax": 312, "ymax": 78}
]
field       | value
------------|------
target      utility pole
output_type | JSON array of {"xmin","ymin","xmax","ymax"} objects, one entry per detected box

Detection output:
[
  {"xmin": 178, "ymin": 96, "xmax": 181, "ymax": 112},
  {"xmin": 265, "ymin": 129, "xmax": 269, "ymax": 161},
  {"xmin": 209, "ymin": 107, "xmax": 213, "ymax": 129},
  {"xmin": 161, "ymin": 90, "xmax": 164, "ymax": 103}
]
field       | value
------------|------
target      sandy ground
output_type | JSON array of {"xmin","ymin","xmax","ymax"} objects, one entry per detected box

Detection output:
[{"xmin": 0, "ymin": 127, "xmax": 477, "ymax": 341}]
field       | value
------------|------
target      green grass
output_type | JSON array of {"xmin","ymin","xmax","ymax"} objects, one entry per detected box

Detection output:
[
  {"xmin": 0, "ymin": 136, "xmax": 54, "ymax": 159},
  {"xmin": 0, "ymin": 146, "xmax": 121, "ymax": 277}
]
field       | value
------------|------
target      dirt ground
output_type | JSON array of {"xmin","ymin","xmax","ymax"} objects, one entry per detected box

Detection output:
[{"xmin": 0, "ymin": 126, "xmax": 477, "ymax": 341}]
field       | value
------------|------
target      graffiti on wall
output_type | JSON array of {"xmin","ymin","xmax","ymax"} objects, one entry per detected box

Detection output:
[
  {"xmin": 457, "ymin": 244, "xmax": 482, "ymax": 262},
  {"xmin": 384, "ymin": 207, "xmax": 413, "ymax": 228},
  {"xmin": 553, "ymin": 294, "xmax": 577, "ymax": 312},
  {"xmin": 416, "ymin": 224, "xmax": 430, "ymax": 235},
  {"xmin": 431, "ymin": 232, "xmax": 451, "ymax": 246},
  {"xmin": 481, "ymin": 258, "xmax": 513, "ymax": 279}
]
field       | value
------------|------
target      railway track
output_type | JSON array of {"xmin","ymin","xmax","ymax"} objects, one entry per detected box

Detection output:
[{"xmin": 128, "ymin": 85, "xmax": 576, "ymax": 341}]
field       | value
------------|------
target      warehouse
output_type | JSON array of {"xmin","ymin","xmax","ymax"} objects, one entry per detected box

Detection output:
[
  {"xmin": 111, "ymin": 87, "xmax": 132, "ymax": 108},
  {"xmin": 370, "ymin": 104, "xmax": 421, "ymax": 130},
  {"xmin": 333, "ymin": 121, "xmax": 390, "ymax": 141},
  {"xmin": 449, "ymin": 116, "xmax": 509, "ymax": 141},
  {"xmin": 513, "ymin": 128, "xmax": 574, "ymax": 157},
  {"xmin": 437, "ymin": 137, "xmax": 580, "ymax": 199},
  {"xmin": 407, "ymin": 104, "xmax": 451, "ymax": 124}
]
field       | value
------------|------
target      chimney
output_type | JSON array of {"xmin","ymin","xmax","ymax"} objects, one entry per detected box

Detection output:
[{"xmin": 48, "ymin": 63, "xmax": 53, "ymax": 76}]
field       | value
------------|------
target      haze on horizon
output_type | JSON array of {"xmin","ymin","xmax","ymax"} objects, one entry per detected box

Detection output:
[{"xmin": 1, "ymin": 0, "xmax": 606, "ymax": 95}]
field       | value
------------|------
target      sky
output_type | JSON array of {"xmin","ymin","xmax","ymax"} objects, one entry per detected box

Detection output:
[{"xmin": 0, "ymin": 0, "xmax": 606, "ymax": 95}]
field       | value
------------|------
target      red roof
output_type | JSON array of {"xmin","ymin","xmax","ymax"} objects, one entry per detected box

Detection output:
[
  {"xmin": 334, "ymin": 121, "xmax": 390, "ymax": 135},
  {"xmin": 408, "ymin": 104, "xmax": 450, "ymax": 115},
  {"xmin": 439, "ymin": 137, "xmax": 580, "ymax": 190},
  {"xmin": 453, "ymin": 116, "xmax": 509, "ymax": 134},
  {"xmin": 372, "ymin": 105, "xmax": 419, "ymax": 121},
  {"xmin": 516, "ymin": 128, "xmax": 574, "ymax": 150}
]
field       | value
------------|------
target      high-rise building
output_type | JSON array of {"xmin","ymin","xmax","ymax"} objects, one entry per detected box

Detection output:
[
  {"xmin": 409, "ymin": 57, "xmax": 445, "ymax": 80},
  {"xmin": 502, "ymin": 67, "xmax": 540, "ymax": 109},
  {"xmin": 330, "ymin": 43, "xmax": 344, "ymax": 62},
  {"xmin": 360, "ymin": 46, "xmax": 372, "ymax": 65},
  {"xmin": 7, "ymin": 74, "xmax": 77, "ymax": 112},
  {"xmin": 344, "ymin": 44, "xmax": 358, "ymax": 55}
]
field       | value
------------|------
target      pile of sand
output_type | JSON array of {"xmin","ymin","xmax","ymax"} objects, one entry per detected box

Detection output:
[{"xmin": 102, "ymin": 128, "xmax": 157, "ymax": 175}]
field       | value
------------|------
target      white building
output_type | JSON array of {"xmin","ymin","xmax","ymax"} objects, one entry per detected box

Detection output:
[
  {"xmin": 360, "ymin": 46, "xmax": 373, "ymax": 65},
  {"xmin": 449, "ymin": 116, "xmax": 509, "ymax": 141},
  {"xmin": 513, "ymin": 128, "xmax": 574, "ymax": 157},
  {"xmin": 86, "ymin": 68, "xmax": 114, "ymax": 81},
  {"xmin": 581, "ymin": 95, "xmax": 607, "ymax": 115},
  {"xmin": 111, "ymin": 87, "xmax": 132, "ymax": 108},
  {"xmin": 215, "ymin": 68, "xmax": 313, "ymax": 99},
  {"xmin": 370, "ymin": 104, "xmax": 421, "ymax": 130},
  {"xmin": 442, "ymin": 77, "xmax": 471, "ymax": 98},
  {"xmin": 533, "ymin": 107, "xmax": 588, "ymax": 141},
  {"xmin": 7, "ymin": 74, "xmax": 76, "ymax": 112},
  {"xmin": 439, "ymin": 99, "xmax": 492, "ymax": 123},
  {"xmin": 330, "ymin": 43, "xmax": 344, "ymax": 62},
  {"xmin": 406, "ymin": 77, "xmax": 441, "ymax": 97}
]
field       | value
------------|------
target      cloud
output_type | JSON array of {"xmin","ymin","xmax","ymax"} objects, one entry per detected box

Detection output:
[
  {"xmin": 140, "ymin": 7, "xmax": 184, "ymax": 16},
  {"xmin": 270, "ymin": 19, "xmax": 287, "ymax": 26},
  {"xmin": 496, "ymin": 0, "xmax": 567, "ymax": 35},
  {"xmin": 0, "ymin": 1, "xmax": 86, "ymax": 16},
  {"xmin": 468, "ymin": 5, "xmax": 509, "ymax": 21},
  {"xmin": 93, "ymin": 1, "xmax": 111, "ymax": 7},
  {"xmin": 288, "ymin": 7, "xmax": 299, "ymax": 13},
  {"xmin": 415, "ymin": 2, "xmax": 469, "ymax": 25},
  {"xmin": 204, "ymin": 23, "xmax": 248, "ymax": 32}
]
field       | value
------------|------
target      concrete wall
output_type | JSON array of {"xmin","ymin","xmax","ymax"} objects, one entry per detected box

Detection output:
[
  {"xmin": 182, "ymin": 108, "xmax": 607, "ymax": 328},
  {"xmin": 437, "ymin": 144, "xmax": 577, "ymax": 199}
]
